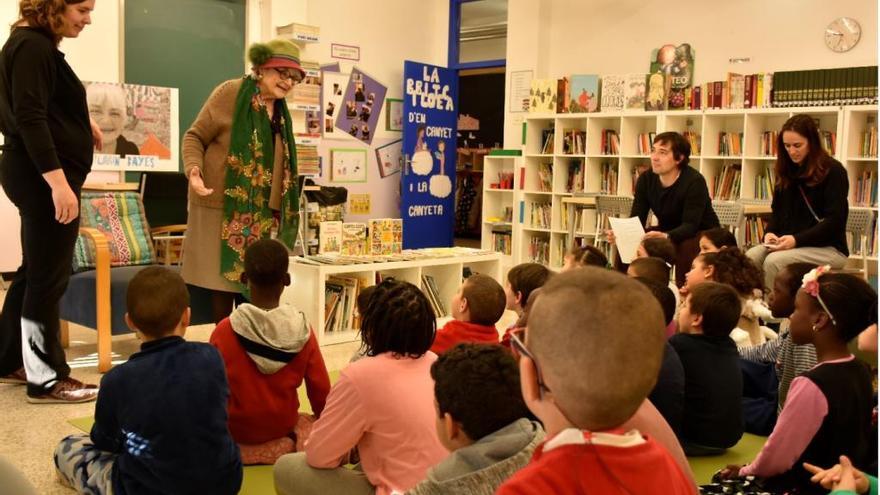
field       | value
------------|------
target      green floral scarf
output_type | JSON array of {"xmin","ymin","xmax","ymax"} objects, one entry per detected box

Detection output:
[{"xmin": 220, "ymin": 76, "xmax": 299, "ymax": 285}]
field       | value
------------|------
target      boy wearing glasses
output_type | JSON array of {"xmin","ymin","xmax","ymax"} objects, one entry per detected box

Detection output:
[{"xmin": 499, "ymin": 268, "xmax": 696, "ymax": 495}]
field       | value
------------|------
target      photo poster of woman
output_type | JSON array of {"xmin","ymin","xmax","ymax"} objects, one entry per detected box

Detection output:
[
  {"xmin": 83, "ymin": 81, "xmax": 179, "ymax": 172},
  {"xmin": 400, "ymin": 60, "xmax": 459, "ymax": 249},
  {"xmin": 334, "ymin": 68, "xmax": 386, "ymax": 145}
]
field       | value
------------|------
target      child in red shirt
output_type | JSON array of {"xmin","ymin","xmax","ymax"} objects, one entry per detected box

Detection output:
[
  {"xmin": 210, "ymin": 240, "xmax": 331, "ymax": 465},
  {"xmin": 430, "ymin": 274, "xmax": 506, "ymax": 355},
  {"xmin": 499, "ymin": 263, "xmax": 553, "ymax": 350},
  {"xmin": 498, "ymin": 268, "xmax": 697, "ymax": 495}
]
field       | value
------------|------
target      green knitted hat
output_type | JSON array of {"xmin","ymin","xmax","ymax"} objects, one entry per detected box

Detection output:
[{"xmin": 248, "ymin": 39, "xmax": 305, "ymax": 77}]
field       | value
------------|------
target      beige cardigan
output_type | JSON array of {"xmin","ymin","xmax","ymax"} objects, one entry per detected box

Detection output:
[{"xmin": 182, "ymin": 78, "xmax": 287, "ymax": 210}]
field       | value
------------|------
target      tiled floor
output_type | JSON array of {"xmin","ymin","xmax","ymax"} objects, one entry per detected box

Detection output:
[{"xmin": 0, "ymin": 287, "xmax": 518, "ymax": 493}]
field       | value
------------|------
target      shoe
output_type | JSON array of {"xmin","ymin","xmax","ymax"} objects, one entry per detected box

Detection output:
[
  {"xmin": 27, "ymin": 378, "xmax": 99, "ymax": 404},
  {"xmin": 0, "ymin": 368, "xmax": 27, "ymax": 385}
]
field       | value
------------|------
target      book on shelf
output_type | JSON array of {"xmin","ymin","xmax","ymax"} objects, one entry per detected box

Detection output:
[
  {"xmin": 369, "ymin": 218, "xmax": 403, "ymax": 255},
  {"xmin": 421, "ymin": 274, "xmax": 448, "ymax": 317},
  {"xmin": 287, "ymin": 60, "xmax": 321, "ymax": 109},
  {"xmin": 632, "ymin": 162, "xmax": 650, "ymax": 195},
  {"xmin": 819, "ymin": 130, "xmax": 837, "ymax": 156},
  {"xmin": 527, "ymin": 236, "xmax": 550, "ymax": 264},
  {"xmin": 743, "ymin": 216, "xmax": 769, "ymax": 249},
  {"xmin": 341, "ymin": 222, "xmax": 368, "ymax": 255},
  {"xmin": 562, "ymin": 129, "xmax": 586, "ymax": 155},
  {"xmin": 529, "ymin": 202, "xmax": 552, "ymax": 229},
  {"xmin": 600, "ymin": 75, "xmax": 626, "ymax": 112},
  {"xmin": 325, "ymin": 275, "xmax": 361, "ymax": 333},
  {"xmin": 569, "ymin": 74, "xmax": 600, "ymax": 113},
  {"xmin": 712, "ymin": 163, "xmax": 742, "ymax": 200},
  {"xmin": 573, "ymin": 208, "xmax": 596, "ymax": 235},
  {"xmin": 601, "ymin": 129, "xmax": 620, "ymax": 155},
  {"xmin": 754, "ymin": 165, "xmax": 775, "ymax": 201},
  {"xmin": 318, "ymin": 221, "xmax": 342, "ymax": 254},
  {"xmin": 537, "ymin": 162, "xmax": 553, "ymax": 191},
  {"xmin": 530, "ymin": 79, "xmax": 558, "ymax": 113},
  {"xmin": 624, "ymin": 73, "xmax": 647, "ymax": 111},
  {"xmin": 600, "ymin": 161, "xmax": 618, "ymax": 195},
  {"xmin": 490, "ymin": 171, "xmax": 515, "ymax": 190},
  {"xmin": 645, "ymin": 73, "xmax": 667, "ymax": 111},
  {"xmin": 541, "ymin": 129, "xmax": 555, "ymax": 154},
  {"xmin": 557, "ymin": 77, "xmax": 571, "ymax": 113},
  {"xmin": 727, "ymin": 73, "xmax": 746, "ymax": 109},
  {"xmin": 637, "ymin": 132, "xmax": 656, "ymax": 155},
  {"xmin": 682, "ymin": 131, "xmax": 700, "ymax": 155},
  {"xmin": 295, "ymin": 142, "xmax": 321, "ymax": 176},
  {"xmin": 847, "ymin": 212, "xmax": 878, "ymax": 258},
  {"xmin": 761, "ymin": 131, "xmax": 779, "ymax": 156},
  {"xmin": 855, "ymin": 170, "xmax": 878, "ymax": 207},
  {"xmin": 718, "ymin": 132, "xmax": 743, "ymax": 156},
  {"xmin": 667, "ymin": 86, "xmax": 687, "ymax": 110},
  {"xmin": 567, "ymin": 159, "xmax": 584, "ymax": 193},
  {"xmin": 771, "ymin": 66, "xmax": 878, "ymax": 108},
  {"xmin": 861, "ymin": 125, "xmax": 878, "ymax": 158}
]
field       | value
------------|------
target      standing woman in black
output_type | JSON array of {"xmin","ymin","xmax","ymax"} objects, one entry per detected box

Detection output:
[{"xmin": 0, "ymin": 0, "xmax": 102, "ymax": 403}]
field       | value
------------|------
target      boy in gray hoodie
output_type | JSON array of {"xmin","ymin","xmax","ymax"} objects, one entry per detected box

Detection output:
[{"xmin": 406, "ymin": 343, "xmax": 544, "ymax": 495}]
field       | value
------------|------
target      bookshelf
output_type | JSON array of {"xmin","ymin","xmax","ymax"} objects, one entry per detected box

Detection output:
[
  {"xmin": 283, "ymin": 253, "xmax": 502, "ymax": 346},
  {"xmin": 512, "ymin": 105, "xmax": 878, "ymax": 272},
  {"xmin": 481, "ymin": 155, "xmax": 519, "ymax": 274}
]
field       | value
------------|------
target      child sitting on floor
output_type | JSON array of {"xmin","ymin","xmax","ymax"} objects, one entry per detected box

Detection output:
[
  {"xmin": 54, "ymin": 267, "xmax": 242, "ymax": 495},
  {"xmin": 698, "ymin": 227, "xmax": 738, "ymax": 253},
  {"xmin": 408, "ymin": 343, "xmax": 545, "ymax": 495},
  {"xmin": 637, "ymin": 236, "xmax": 677, "ymax": 266},
  {"xmin": 500, "ymin": 263, "xmax": 553, "ymax": 349},
  {"xmin": 628, "ymin": 256, "xmax": 672, "ymax": 287},
  {"xmin": 720, "ymin": 268, "xmax": 877, "ymax": 494},
  {"xmin": 274, "ymin": 279, "xmax": 447, "ymax": 495},
  {"xmin": 210, "ymin": 239, "xmax": 331, "ymax": 465},
  {"xmin": 430, "ymin": 274, "xmax": 506, "ymax": 354},
  {"xmin": 562, "ymin": 244, "xmax": 608, "ymax": 271},
  {"xmin": 497, "ymin": 268, "xmax": 696, "ymax": 494},
  {"xmin": 683, "ymin": 248, "xmax": 776, "ymax": 346},
  {"xmin": 671, "ymin": 281, "xmax": 744, "ymax": 456}
]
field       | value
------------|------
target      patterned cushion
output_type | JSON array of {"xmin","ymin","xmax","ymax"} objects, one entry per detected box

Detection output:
[{"xmin": 72, "ymin": 192, "xmax": 156, "ymax": 272}]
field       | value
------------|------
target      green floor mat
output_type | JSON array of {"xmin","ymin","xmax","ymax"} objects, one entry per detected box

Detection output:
[{"xmin": 688, "ymin": 433, "xmax": 767, "ymax": 484}]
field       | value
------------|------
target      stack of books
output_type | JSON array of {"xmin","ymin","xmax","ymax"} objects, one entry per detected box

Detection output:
[
  {"xmin": 527, "ymin": 237, "xmax": 550, "ymax": 264},
  {"xmin": 541, "ymin": 129, "xmax": 555, "ymax": 154},
  {"xmin": 772, "ymin": 66, "xmax": 878, "ymax": 107},
  {"xmin": 637, "ymin": 132, "xmax": 656, "ymax": 155},
  {"xmin": 537, "ymin": 162, "xmax": 553, "ymax": 191},
  {"xmin": 860, "ymin": 126, "xmax": 878, "ymax": 157},
  {"xmin": 562, "ymin": 129, "xmax": 586, "ymax": 155},
  {"xmin": 421, "ymin": 275, "xmax": 448, "ymax": 317},
  {"xmin": 854, "ymin": 170, "xmax": 877, "ymax": 207},
  {"xmin": 683, "ymin": 131, "xmax": 701, "ymax": 155},
  {"xmin": 718, "ymin": 132, "xmax": 743, "ymax": 156},
  {"xmin": 754, "ymin": 165, "xmax": 775, "ymax": 201},
  {"xmin": 600, "ymin": 162, "xmax": 618, "ymax": 195},
  {"xmin": 324, "ymin": 275, "xmax": 362, "ymax": 333},
  {"xmin": 760, "ymin": 131, "xmax": 779, "ymax": 156},
  {"xmin": 601, "ymin": 129, "xmax": 620, "ymax": 155},
  {"xmin": 712, "ymin": 163, "xmax": 742, "ymax": 200},
  {"xmin": 529, "ymin": 202, "xmax": 552, "ymax": 229}
]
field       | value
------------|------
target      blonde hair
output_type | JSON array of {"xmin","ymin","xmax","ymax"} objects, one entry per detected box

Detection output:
[
  {"xmin": 86, "ymin": 83, "xmax": 129, "ymax": 117},
  {"xmin": 15, "ymin": 0, "xmax": 86, "ymax": 44}
]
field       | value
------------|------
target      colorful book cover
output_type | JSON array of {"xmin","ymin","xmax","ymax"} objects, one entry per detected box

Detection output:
[
  {"xmin": 369, "ymin": 218, "xmax": 403, "ymax": 255},
  {"xmin": 648, "ymin": 43, "xmax": 695, "ymax": 90},
  {"xmin": 645, "ymin": 73, "xmax": 667, "ymax": 111},
  {"xmin": 341, "ymin": 222, "xmax": 367, "ymax": 255},
  {"xmin": 319, "ymin": 221, "xmax": 342, "ymax": 254},
  {"xmin": 624, "ymin": 73, "xmax": 647, "ymax": 111},
  {"xmin": 727, "ymin": 73, "xmax": 745, "ymax": 109},
  {"xmin": 529, "ymin": 79, "xmax": 557, "ymax": 113},
  {"xmin": 600, "ymin": 75, "xmax": 625, "ymax": 112},
  {"xmin": 556, "ymin": 77, "xmax": 570, "ymax": 113},
  {"xmin": 569, "ymin": 74, "xmax": 600, "ymax": 112}
]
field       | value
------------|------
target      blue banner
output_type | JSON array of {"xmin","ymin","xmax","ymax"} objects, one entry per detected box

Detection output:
[{"xmin": 401, "ymin": 61, "xmax": 458, "ymax": 249}]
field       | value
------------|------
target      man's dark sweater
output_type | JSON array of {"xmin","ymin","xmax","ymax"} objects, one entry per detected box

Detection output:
[
  {"xmin": 669, "ymin": 333, "xmax": 744, "ymax": 449},
  {"xmin": 631, "ymin": 165, "xmax": 720, "ymax": 243},
  {"xmin": 90, "ymin": 336, "xmax": 242, "ymax": 495},
  {"xmin": 767, "ymin": 159, "xmax": 849, "ymax": 256},
  {"xmin": 0, "ymin": 27, "xmax": 92, "ymax": 189}
]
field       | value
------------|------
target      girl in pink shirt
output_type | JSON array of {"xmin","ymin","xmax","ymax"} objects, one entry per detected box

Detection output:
[
  {"xmin": 719, "ymin": 268, "xmax": 877, "ymax": 494},
  {"xmin": 273, "ymin": 280, "xmax": 447, "ymax": 495}
]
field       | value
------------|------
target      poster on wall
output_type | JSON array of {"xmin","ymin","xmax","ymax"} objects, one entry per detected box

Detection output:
[
  {"xmin": 84, "ymin": 81, "xmax": 179, "ymax": 172},
  {"xmin": 401, "ymin": 60, "xmax": 458, "ymax": 249},
  {"xmin": 330, "ymin": 148, "xmax": 367, "ymax": 182},
  {"xmin": 375, "ymin": 139, "xmax": 402, "ymax": 178},
  {"xmin": 321, "ymin": 72, "xmax": 349, "ymax": 139},
  {"xmin": 334, "ymin": 68, "xmax": 386, "ymax": 145}
]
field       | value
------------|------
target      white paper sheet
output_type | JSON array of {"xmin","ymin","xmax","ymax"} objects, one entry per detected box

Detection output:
[{"xmin": 608, "ymin": 216, "xmax": 646, "ymax": 264}]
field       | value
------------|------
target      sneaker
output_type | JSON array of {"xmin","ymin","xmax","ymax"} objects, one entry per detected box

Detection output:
[
  {"xmin": 27, "ymin": 378, "xmax": 99, "ymax": 404},
  {"xmin": 0, "ymin": 368, "xmax": 27, "ymax": 385}
]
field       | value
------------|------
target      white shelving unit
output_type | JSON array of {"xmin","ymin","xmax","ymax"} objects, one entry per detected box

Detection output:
[
  {"xmin": 282, "ymin": 253, "xmax": 502, "ymax": 346},
  {"xmin": 506, "ymin": 105, "xmax": 878, "ymax": 272},
  {"xmin": 481, "ymin": 155, "xmax": 519, "ymax": 275}
]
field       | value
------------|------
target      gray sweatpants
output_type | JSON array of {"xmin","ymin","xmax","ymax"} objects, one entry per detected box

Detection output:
[{"xmin": 745, "ymin": 245, "xmax": 848, "ymax": 289}]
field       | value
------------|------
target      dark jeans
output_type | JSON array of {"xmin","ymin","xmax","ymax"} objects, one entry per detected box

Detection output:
[{"xmin": 0, "ymin": 170, "xmax": 79, "ymax": 396}]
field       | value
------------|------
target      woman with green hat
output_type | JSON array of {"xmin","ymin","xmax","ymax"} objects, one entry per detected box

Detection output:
[{"xmin": 182, "ymin": 39, "xmax": 304, "ymax": 322}]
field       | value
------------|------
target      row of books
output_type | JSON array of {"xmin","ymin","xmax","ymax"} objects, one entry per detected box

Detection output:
[
  {"xmin": 743, "ymin": 217, "xmax": 767, "ymax": 249},
  {"xmin": 712, "ymin": 163, "xmax": 742, "ymax": 201},
  {"xmin": 318, "ymin": 219, "xmax": 402, "ymax": 256},
  {"xmin": 600, "ymin": 129, "xmax": 620, "ymax": 155},
  {"xmin": 491, "ymin": 229, "xmax": 512, "ymax": 256},
  {"xmin": 718, "ymin": 132, "xmax": 744, "ymax": 156},
  {"xmin": 567, "ymin": 160, "xmax": 584, "ymax": 192},
  {"xmin": 324, "ymin": 275, "xmax": 362, "ymax": 333},
  {"xmin": 754, "ymin": 167, "xmax": 776, "ymax": 201},
  {"xmin": 300, "ymin": 247, "xmax": 497, "ymax": 266},
  {"xmin": 296, "ymin": 143, "xmax": 320, "ymax": 176},
  {"xmin": 529, "ymin": 202, "xmax": 552, "ymax": 229},
  {"xmin": 421, "ymin": 275, "xmax": 448, "ymax": 318},
  {"xmin": 489, "ymin": 171, "xmax": 515, "ymax": 190},
  {"xmin": 562, "ymin": 129, "xmax": 586, "ymax": 155},
  {"xmin": 701, "ymin": 73, "xmax": 774, "ymax": 110},
  {"xmin": 854, "ymin": 170, "xmax": 878, "ymax": 207},
  {"xmin": 537, "ymin": 162, "xmax": 553, "ymax": 191},
  {"xmin": 637, "ymin": 132, "xmax": 656, "ymax": 155},
  {"xmin": 760, "ymin": 131, "xmax": 779, "ymax": 156},
  {"xmin": 287, "ymin": 60, "xmax": 321, "ymax": 109},
  {"xmin": 771, "ymin": 66, "xmax": 878, "ymax": 108},
  {"xmin": 860, "ymin": 127, "xmax": 878, "ymax": 158},
  {"xmin": 683, "ymin": 131, "xmax": 701, "ymax": 155},
  {"xmin": 600, "ymin": 162, "xmax": 619, "ymax": 195},
  {"xmin": 527, "ymin": 237, "xmax": 550, "ymax": 264},
  {"xmin": 848, "ymin": 215, "xmax": 878, "ymax": 257},
  {"xmin": 541, "ymin": 130, "xmax": 555, "ymax": 154},
  {"xmin": 572, "ymin": 208, "xmax": 597, "ymax": 235},
  {"xmin": 820, "ymin": 131, "xmax": 837, "ymax": 156},
  {"xmin": 632, "ymin": 162, "xmax": 649, "ymax": 195}
]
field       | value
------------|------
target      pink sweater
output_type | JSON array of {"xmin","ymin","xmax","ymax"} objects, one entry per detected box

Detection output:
[{"xmin": 304, "ymin": 352, "xmax": 447, "ymax": 495}]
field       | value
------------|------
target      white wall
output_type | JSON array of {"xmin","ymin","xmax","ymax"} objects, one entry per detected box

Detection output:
[
  {"xmin": 503, "ymin": 0, "xmax": 879, "ymax": 146},
  {"xmin": 267, "ymin": 0, "xmax": 450, "ymax": 222}
]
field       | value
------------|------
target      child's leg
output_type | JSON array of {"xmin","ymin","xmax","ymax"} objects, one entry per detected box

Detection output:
[
  {"xmin": 53, "ymin": 434, "xmax": 116, "ymax": 494},
  {"xmin": 239, "ymin": 437, "xmax": 295, "ymax": 465},
  {"xmin": 274, "ymin": 452, "xmax": 374, "ymax": 495},
  {"xmin": 293, "ymin": 413, "xmax": 316, "ymax": 452}
]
